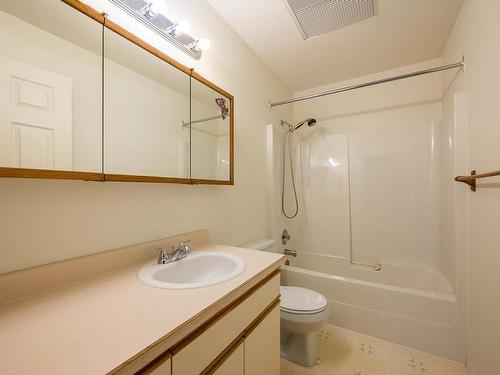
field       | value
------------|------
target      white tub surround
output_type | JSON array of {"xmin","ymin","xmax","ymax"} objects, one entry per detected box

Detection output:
[
  {"xmin": 268, "ymin": 59, "xmax": 467, "ymax": 363},
  {"xmin": 281, "ymin": 253, "xmax": 462, "ymax": 361},
  {"xmin": 0, "ymin": 231, "xmax": 283, "ymax": 374}
]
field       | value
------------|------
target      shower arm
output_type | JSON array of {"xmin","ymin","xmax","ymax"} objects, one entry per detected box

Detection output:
[{"xmin": 280, "ymin": 120, "xmax": 294, "ymax": 132}]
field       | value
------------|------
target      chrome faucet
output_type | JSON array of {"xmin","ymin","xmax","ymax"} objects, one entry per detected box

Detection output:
[{"xmin": 153, "ymin": 240, "xmax": 192, "ymax": 264}]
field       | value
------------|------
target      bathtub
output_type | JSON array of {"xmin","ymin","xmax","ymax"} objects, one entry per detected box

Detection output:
[{"xmin": 281, "ymin": 253, "xmax": 465, "ymax": 361}]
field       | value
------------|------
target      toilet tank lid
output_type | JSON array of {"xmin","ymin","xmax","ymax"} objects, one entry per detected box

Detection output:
[{"xmin": 241, "ymin": 239, "xmax": 275, "ymax": 251}]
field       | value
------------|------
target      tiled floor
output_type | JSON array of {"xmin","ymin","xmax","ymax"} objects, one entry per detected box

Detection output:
[{"xmin": 281, "ymin": 324, "xmax": 469, "ymax": 375}]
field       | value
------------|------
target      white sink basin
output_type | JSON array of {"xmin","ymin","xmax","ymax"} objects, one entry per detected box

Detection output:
[{"xmin": 137, "ymin": 251, "xmax": 246, "ymax": 289}]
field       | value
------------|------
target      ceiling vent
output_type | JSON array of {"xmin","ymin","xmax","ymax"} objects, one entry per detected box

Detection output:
[{"xmin": 284, "ymin": 0, "xmax": 378, "ymax": 40}]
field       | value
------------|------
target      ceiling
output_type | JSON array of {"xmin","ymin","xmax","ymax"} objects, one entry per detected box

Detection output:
[{"xmin": 207, "ymin": 0, "xmax": 465, "ymax": 91}]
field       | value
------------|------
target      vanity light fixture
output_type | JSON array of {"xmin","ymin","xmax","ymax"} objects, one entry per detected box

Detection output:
[
  {"xmin": 109, "ymin": 0, "xmax": 210, "ymax": 60},
  {"xmin": 187, "ymin": 38, "xmax": 211, "ymax": 52}
]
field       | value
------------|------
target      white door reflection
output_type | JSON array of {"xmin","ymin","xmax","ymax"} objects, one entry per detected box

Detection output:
[{"xmin": 0, "ymin": 56, "xmax": 72, "ymax": 170}]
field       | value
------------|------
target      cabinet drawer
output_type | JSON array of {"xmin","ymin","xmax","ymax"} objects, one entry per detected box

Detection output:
[
  {"xmin": 138, "ymin": 352, "xmax": 171, "ymax": 375},
  {"xmin": 171, "ymin": 273, "xmax": 280, "ymax": 375}
]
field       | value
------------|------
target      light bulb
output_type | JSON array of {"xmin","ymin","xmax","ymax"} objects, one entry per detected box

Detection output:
[
  {"xmin": 149, "ymin": 0, "xmax": 167, "ymax": 16},
  {"xmin": 196, "ymin": 38, "xmax": 210, "ymax": 51},
  {"xmin": 167, "ymin": 20, "xmax": 191, "ymax": 36},
  {"xmin": 176, "ymin": 20, "xmax": 191, "ymax": 35},
  {"xmin": 141, "ymin": 0, "xmax": 166, "ymax": 19}
]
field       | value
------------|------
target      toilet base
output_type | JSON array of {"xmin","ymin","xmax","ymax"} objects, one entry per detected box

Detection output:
[{"xmin": 280, "ymin": 328, "xmax": 319, "ymax": 367}]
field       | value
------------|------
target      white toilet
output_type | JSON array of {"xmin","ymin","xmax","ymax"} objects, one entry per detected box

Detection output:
[
  {"xmin": 280, "ymin": 286, "xmax": 328, "ymax": 366},
  {"xmin": 241, "ymin": 239, "xmax": 329, "ymax": 367}
]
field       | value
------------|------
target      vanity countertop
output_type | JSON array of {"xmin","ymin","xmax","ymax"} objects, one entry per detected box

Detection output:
[{"xmin": 0, "ymin": 243, "xmax": 283, "ymax": 375}]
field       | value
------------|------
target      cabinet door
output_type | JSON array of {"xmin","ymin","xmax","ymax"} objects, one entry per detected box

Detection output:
[
  {"xmin": 211, "ymin": 341, "xmax": 244, "ymax": 375},
  {"xmin": 104, "ymin": 26, "xmax": 191, "ymax": 182},
  {"xmin": 172, "ymin": 275, "xmax": 280, "ymax": 375},
  {"xmin": 0, "ymin": 0, "xmax": 102, "ymax": 176},
  {"xmin": 190, "ymin": 75, "xmax": 233, "ymax": 184},
  {"xmin": 244, "ymin": 304, "xmax": 280, "ymax": 375}
]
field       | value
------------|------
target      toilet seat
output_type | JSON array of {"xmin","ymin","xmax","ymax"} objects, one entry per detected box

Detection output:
[{"xmin": 280, "ymin": 286, "xmax": 327, "ymax": 315}]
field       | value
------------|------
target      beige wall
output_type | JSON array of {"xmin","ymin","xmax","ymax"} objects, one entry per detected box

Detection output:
[
  {"xmin": 0, "ymin": 0, "xmax": 291, "ymax": 274},
  {"xmin": 442, "ymin": 0, "xmax": 500, "ymax": 373}
]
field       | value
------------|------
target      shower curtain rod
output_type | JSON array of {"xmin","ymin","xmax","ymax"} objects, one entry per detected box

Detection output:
[
  {"xmin": 181, "ymin": 114, "xmax": 223, "ymax": 128},
  {"xmin": 269, "ymin": 56, "xmax": 465, "ymax": 108}
]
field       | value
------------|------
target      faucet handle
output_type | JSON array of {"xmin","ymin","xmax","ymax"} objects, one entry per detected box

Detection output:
[
  {"xmin": 178, "ymin": 240, "xmax": 191, "ymax": 253},
  {"xmin": 152, "ymin": 247, "xmax": 166, "ymax": 254},
  {"xmin": 153, "ymin": 247, "xmax": 174, "ymax": 258},
  {"xmin": 153, "ymin": 247, "xmax": 175, "ymax": 264}
]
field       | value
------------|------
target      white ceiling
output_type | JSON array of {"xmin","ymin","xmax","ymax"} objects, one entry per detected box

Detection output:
[{"xmin": 208, "ymin": 0, "xmax": 464, "ymax": 91}]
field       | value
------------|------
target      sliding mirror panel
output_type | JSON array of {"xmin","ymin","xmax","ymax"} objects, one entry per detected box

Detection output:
[
  {"xmin": 190, "ymin": 76, "xmax": 233, "ymax": 183},
  {"xmin": 104, "ymin": 27, "xmax": 190, "ymax": 182},
  {"xmin": 0, "ymin": 0, "xmax": 103, "ymax": 178}
]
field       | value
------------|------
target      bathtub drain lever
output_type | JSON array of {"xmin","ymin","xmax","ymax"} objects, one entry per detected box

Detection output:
[{"xmin": 284, "ymin": 249, "xmax": 297, "ymax": 257}]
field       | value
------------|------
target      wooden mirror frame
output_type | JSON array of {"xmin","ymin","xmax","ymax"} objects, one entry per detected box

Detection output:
[{"xmin": 0, "ymin": 0, "xmax": 234, "ymax": 185}]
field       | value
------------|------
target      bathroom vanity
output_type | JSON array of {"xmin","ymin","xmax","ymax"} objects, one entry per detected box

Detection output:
[
  {"xmin": 151, "ymin": 273, "xmax": 280, "ymax": 375},
  {"xmin": 0, "ymin": 231, "xmax": 283, "ymax": 374},
  {"xmin": 142, "ymin": 271, "xmax": 280, "ymax": 375}
]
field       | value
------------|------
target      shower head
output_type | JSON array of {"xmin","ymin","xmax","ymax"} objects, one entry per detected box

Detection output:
[
  {"xmin": 292, "ymin": 118, "xmax": 316, "ymax": 132},
  {"xmin": 307, "ymin": 118, "xmax": 317, "ymax": 127},
  {"xmin": 280, "ymin": 118, "xmax": 317, "ymax": 133}
]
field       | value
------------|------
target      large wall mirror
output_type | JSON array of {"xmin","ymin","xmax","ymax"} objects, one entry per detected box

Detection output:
[
  {"xmin": 0, "ymin": 0, "xmax": 103, "ymax": 179},
  {"xmin": 104, "ymin": 27, "xmax": 191, "ymax": 183},
  {"xmin": 0, "ymin": 0, "xmax": 234, "ymax": 185}
]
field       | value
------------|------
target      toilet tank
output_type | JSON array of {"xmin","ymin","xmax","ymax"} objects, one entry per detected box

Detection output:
[{"xmin": 240, "ymin": 239, "xmax": 276, "ymax": 252}]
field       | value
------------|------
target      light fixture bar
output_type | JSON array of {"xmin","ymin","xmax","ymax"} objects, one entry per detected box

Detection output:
[{"xmin": 108, "ymin": 0, "xmax": 202, "ymax": 60}]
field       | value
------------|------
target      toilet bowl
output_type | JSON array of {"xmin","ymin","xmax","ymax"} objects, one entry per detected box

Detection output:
[
  {"xmin": 280, "ymin": 286, "xmax": 328, "ymax": 367},
  {"xmin": 240, "ymin": 239, "xmax": 328, "ymax": 367}
]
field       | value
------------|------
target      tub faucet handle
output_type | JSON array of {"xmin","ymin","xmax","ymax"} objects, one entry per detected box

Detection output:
[{"xmin": 282, "ymin": 229, "xmax": 290, "ymax": 245}]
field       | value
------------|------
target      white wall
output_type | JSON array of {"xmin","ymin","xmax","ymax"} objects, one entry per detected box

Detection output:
[
  {"xmin": 0, "ymin": 0, "xmax": 291, "ymax": 274},
  {"xmin": 282, "ymin": 60, "xmax": 446, "ymax": 271},
  {"xmin": 442, "ymin": 0, "xmax": 500, "ymax": 373}
]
